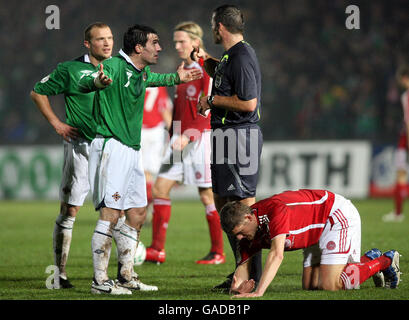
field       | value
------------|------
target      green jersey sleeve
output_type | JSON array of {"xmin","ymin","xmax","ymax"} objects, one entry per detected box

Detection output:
[
  {"xmin": 146, "ymin": 70, "xmax": 180, "ymax": 87},
  {"xmin": 33, "ymin": 63, "xmax": 68, "ymax": 96}
]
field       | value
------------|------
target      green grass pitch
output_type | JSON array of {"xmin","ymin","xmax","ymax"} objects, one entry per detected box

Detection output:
[{"xmin": 0, "ymin": 198, "xmax": 407, "ymax": 300}]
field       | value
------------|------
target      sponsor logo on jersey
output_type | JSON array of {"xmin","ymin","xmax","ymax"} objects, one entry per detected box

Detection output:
[
  {"xmin": 41, "ymin": 75, "xmax": 50, "ymax": 83},
  {"xmin": 258, "ymin": 214, "xmax": 270, "ymax": 225},
  {"xmin": 79, "ymin": 70, "xmax": 97, "ymax": 80}
]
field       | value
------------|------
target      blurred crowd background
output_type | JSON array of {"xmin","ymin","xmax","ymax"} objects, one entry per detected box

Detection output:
[{"xmin": 1, "ymin": 0, "xmax": 408, "ymax": 145}]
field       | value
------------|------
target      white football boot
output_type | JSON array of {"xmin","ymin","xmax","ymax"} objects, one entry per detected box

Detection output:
[
  {"xmin": 116, "ymin": 272, "xmax": 158, "ymax": 291},
  {"xmin": 91, "ymin": 279, "xmax": 132, "ymax": 295}
]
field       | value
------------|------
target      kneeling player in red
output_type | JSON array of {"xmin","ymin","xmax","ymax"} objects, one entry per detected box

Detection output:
[{"xmin": 220, "ymin": 189, "xmax": 401, "ymax": 298}]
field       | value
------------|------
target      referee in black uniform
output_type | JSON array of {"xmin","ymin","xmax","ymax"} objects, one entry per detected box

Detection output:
[{"xmin": 197, "ymin": 4, "xmax": 263, "ymax": 292}]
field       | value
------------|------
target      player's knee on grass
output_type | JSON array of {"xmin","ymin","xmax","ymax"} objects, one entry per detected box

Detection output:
[
  {"xmin": 302, "ymin": 265, "xmax": 320, "ymax": 290},
  {"xmin": 318, "ymin": 264, "xmax": 345, "ymax": 291}
]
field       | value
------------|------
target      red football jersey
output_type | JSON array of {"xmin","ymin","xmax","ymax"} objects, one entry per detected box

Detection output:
[
  {"xmin": 142, "ymin": 87, "xmax": 173, "ymax": 129},
  {"xmin": 238, "ymin": 189, "xmax": 335, "ymax": 265},
  {"xmin": 170, "ymin": 61, "xmax": 212, "ymax": 141}
]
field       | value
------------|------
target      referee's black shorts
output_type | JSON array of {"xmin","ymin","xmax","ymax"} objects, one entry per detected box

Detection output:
[{"xmin": 210, "ymin": 123, "xmax": 263, "ymax": 199}]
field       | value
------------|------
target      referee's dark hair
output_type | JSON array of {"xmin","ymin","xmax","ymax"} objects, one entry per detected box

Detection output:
[
  {"xmin": 123, "ymin": 24, "xmax": 158, "ymax": 55},
  {"xmin": 212, "ymin": 4, "xmax": 244, "ymax": 35}
]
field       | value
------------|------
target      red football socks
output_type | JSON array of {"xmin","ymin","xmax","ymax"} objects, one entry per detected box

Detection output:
[
  {"xmin": 205, "ymin": 204, "xmax": 224, "ymax": 255},
  {"xmin": 394, "ymin": 183, "xmax": 406, "ymax": 215},
  {"xmin": 151, "ymin": 198, "xmax": 171, "ymax": 251},
  {"xmin": 341, "ymin": 256, "xmax": 391, "ymax": 289}
]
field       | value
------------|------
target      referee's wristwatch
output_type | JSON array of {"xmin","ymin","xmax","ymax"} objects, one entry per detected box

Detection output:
[{"xmin": 207, "ymin": 95, "xmax": 215, "ymax": 108}]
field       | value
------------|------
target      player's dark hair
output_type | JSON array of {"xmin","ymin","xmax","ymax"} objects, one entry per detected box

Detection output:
[
  {"xmin": 84, "ymin": 22, "xmax": 110, "ymax": 42},
  {"xmin": 123, "ymin": 24, "xmax": 158, "ymax": 55},
  {"xmin": 220, "ymin": 201, "xmax": 251, "ymax": 234},
  {"xmin": 212, "ymin": 4, "xmax": 244, "ymax": 35}
]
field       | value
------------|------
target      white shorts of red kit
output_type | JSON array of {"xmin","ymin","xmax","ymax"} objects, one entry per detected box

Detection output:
[
  {"xmin": 158, "ymin": 131, "xmax": 212, "ymax": 188},
  {"xmin": 303, "ymin": 194, "xmax": 361, "ymax": 267},
  {"xmin": 140, "ymin": 124, "xmax": 167, "ymax": 175}
]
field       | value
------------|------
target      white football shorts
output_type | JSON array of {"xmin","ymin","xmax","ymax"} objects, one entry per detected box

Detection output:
[
  {"xmin": 303, "ymin": 194, "xmax": 361, "ymax": 267},
  {"xmin": 59, "ymin": 137, "xmax": 91, "ymax": 206},
  {"xmin": 140, "ymin": 124, "xmax": 168, "ymax": 175},
  {"xmin": 89, "ymin": 137, "xmax": 147, "ymax": 211},
  {"xmin": 158, "ymin": 131, "xmax": 212, "ymax": 188}
]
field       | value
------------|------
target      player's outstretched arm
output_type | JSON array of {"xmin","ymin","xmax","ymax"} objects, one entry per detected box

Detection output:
[
  {"xmin": 30, "ymin": 90, "xmax": 79, "ymax": 142},
  {"xmin": 176, "ymin": 62, "xmax": 203, "ymax": 83},
  {"xmin": 233, "ymin": 234, "xmax": 286, "ymax": 298}
]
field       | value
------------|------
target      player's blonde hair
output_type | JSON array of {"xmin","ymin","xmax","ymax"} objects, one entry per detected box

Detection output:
[{"xmin": 174, "ymin": 21, "xmax": 204, "ymax": 49}]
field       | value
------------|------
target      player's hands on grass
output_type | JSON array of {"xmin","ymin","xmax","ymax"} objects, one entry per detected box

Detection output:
[
  {"xmin": 197, "ymin": 95, "xmax": 211, "ymax": 117},
  {"xmin": 230, "ymin": 275, "xmax": 256, "ymax": 295},
  {"xmin": 232, "ymin": 291, "xmax": 263, "ymax": 299},
  {"xmin": 177, "ymin": 61, "xmax": 203, "ymax": 83},
  {"xmin": 94, "ymin": 64, "xmax": 112, "ymax": 88},
  {"xmin": 53, "ymin": 120, "xmax": 79, "ymax": 142}
]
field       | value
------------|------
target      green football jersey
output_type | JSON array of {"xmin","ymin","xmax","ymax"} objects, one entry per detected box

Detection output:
[
  {"xmin": 33, "ymin": 54, "xmax": 100, "ymax": 141},
  {"xmin": 79, "ymin": 50, "xmax": 180, "ymax": 150}
]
